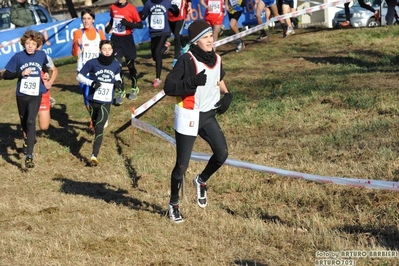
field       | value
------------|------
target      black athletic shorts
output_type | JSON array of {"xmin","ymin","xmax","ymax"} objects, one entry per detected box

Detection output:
[
  {"xmin": 228, "ymin": 11, "xmax": 243, "ymax": 21},
  {"xmin": 111, "ymin": 34, "xmax": 137, "ymax": 61}
]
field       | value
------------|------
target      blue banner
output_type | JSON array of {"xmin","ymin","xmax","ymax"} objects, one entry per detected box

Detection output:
[{"xmin": 0, "ymin": 0, "xmax": 261, "ymax": 70}]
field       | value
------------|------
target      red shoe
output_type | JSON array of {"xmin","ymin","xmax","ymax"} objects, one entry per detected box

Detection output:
[
  {"xmin": 340, "ymin": 21, "xmax": 351, "ymax": 28},
  {"xmin": 163, "ymin": 41, "xmax": 170, "ymax": 54},
  {"xmin": 152, "ymin": 78, "xmax": 162, "ymax": 88},
  {"xmin": 375, "ymin": 10, "xmax": 380, "ymax": 21}
]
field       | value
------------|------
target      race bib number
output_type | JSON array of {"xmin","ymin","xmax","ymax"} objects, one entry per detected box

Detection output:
[
  {"xmin": 82, "ymin": 45, "xmax": 99, "ymax": 64},
  {"xmin": 174, "ymin": 104, "xmax": 199, "ymax": 136},
  {"xmin": 171, "ymin": 0, "xmax": 182, "ymax": 6},
  {"xmin": 19, "ymin": 76, "xmax": 40, "ymax": 96},
  {"xmin": 208, "ymin": 0, "xmax": 221, "ymax": 13},
  {"xmin": 150, "ymin": 14, "xmax": 165, "ymax": 30},
  {"xmin": 93, "ymin": 82, "xmax": 114, "ymax": 103},
  {"xmin": 113, "ymin": 18, "xmax": 126, "ymax": 34}
]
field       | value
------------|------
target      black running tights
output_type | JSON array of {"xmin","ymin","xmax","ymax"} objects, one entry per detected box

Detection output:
[
  {"xmin": 150, "ymin": 35, "xmax": 168, "ymax": 79},
  {"xmin": 170, "ymin": 110, "xmax": 228, "ymax": 204},
  {"xmin": 169, "ymin": 20, "xmax": 185, "ymax": 60},
  {"xmin": 89, "ymin": 101, "xmax": 111, "ymax": 157},
  {"xmin": 16, "ymin": 95, "xmax": 42, "ymax": 156}
]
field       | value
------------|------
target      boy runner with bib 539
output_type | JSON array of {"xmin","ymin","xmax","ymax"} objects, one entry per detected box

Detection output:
[{"xmin": 3, "ymin": 30, "xmax": 49, "ymax": 169}]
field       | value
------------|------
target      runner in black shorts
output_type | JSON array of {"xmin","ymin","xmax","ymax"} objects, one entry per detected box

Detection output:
[
  {"xmin": 226, "ymin": 0, "xmax": 246, "ymax": 52},
  {"xmin": 105, "ymin": 0, "xmax": 143, "ymax": 104}
]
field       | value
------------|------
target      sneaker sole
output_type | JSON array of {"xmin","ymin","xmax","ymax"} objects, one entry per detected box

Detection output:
[
  {"xmin": 25, "ymin": 161, "xmax": 35, "ymax": 168},
  {"xmin": 128, "ymin": 95, "xmax": 138, "ymax": 100},
  {"xmin": 153, "ymin": 83, "xmax": 162, "ymax": 88},
  {"xmin": 193, "ymin": 177, "xmax": 207, "ymax": 208},
  {"xmin": 170, "ymin": 218, "xmax": 184, "ymax": 223}
]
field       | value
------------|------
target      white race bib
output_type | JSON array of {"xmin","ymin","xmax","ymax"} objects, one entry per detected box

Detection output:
[
  {"xmin": 82, "ymin": 44, "xmax": 99, "ymax": 65},
  {"xmin": 208, "ymin": 0, "xmax": 221, "ymax": 13},
  {"xmin": 112, "ymin": 18, "xmax": 126, "ymax": 34},
  {"xmin": 93, "ymin": 82, "xmax": 114, "ymax": 103},
  {"xmin": 171, "ymin": 0, "xmax": 182, "ymax": 6},
  {"xmin": 174, "ymin": 104, "xmax": 199, "ymax": 136},
  {"xmin": 150, "ymin": 14, "xmax": 165, "ymax": 30},
  {"xmin": 19, "ymin": 76, "xmax": 40, "ymax": 96}
]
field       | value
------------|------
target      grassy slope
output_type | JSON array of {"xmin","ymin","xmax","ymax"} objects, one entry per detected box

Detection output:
[{"xmin": 1, "ymin": 26, "xmax": 399, "ymax": 265}]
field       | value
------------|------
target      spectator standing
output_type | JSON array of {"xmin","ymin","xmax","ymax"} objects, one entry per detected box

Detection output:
[{"xmin": 10, "ymin": 0, "xmax": 34, "ymax": 28}]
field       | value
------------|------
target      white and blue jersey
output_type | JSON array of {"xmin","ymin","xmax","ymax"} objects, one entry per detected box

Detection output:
[
  {"xmin": 77, "ymin": 58, "xmax": 122, "ymax": 104},
  {"xmin": 142, "ymin": 0, "xmax": 173, "ymax": 37},
  {"xmin": 5, "ymin": 50, "xmax": 48, "ymax": 97}
]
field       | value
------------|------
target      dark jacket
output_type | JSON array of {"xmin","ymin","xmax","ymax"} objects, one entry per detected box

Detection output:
[{"xmin": 10, "ymin": 1, "xmax": 35, "ymax": 27}]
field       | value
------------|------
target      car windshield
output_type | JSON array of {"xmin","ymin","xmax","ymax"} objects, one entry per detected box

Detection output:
[
  {"xmin": 352, "ymin": 0, "xmax": 381, "ymax": 8},
  {"xmin": 0, "ymin": 11, "xmax": 11, "ymax": 30}
]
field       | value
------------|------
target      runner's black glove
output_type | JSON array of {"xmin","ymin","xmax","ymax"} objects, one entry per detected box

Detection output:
[
  {"xmin": 121, "ymin": 18, "xmax": 133, "ymax": 27},
  {"xmin": 190, "ymin": 69, "xmax": 207, "ymax": 88},
  {"xmin": 214, "ymin": 93, "xmax": 233, "ymax": 114},
  {"xmin": 91, "ymin": 81, "xmax": 101, "ymax": 90},
  {"xmin": 105, "ymin": 19, "xmax": 113, "ymax": 33},
  {"xmin": 114, "ymin": 80, "xmax": 122, "ymax": 91}
]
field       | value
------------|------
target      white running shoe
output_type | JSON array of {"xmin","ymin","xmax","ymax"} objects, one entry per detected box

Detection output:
[
  {"xmin": 193, "ymin": 175, "xmax": 207, "ymax": 208},
  {"xmin": 168, "ymin": 203, "xmax": 183, "ymax": 223}
]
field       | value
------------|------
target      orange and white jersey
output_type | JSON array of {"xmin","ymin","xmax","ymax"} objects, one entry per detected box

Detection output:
[{"xmin": 77, "ymin": 29, "xmax": 101, "ymax": 71}]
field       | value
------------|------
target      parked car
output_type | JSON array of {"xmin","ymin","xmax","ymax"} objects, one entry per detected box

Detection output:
[
  {"xmin": 0, "ymin": 5, "xmax": 55, "ymax": 32},
  {"xmin": 332, "ymin": 0, "xmax": 399, "ymax": 28}
]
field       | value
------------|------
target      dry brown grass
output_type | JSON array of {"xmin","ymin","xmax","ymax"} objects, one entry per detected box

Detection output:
[{"xmin": 1, "ymin": 25, "xmax": 399, "ymax": 266}]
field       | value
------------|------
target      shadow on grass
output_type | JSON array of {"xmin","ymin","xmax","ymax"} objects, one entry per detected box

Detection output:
[
  {"xmin": 0, "ymin": 122, "xmax": 24, "ymax": 169},
  {"xmin": 222, "ymin": 206, "xmax": 284, "ymax": 224},
  {"xmin": 53, "ymin": 177, "xmax": 164, "ymax": 215},
  {"xmin": 337, "ymin": 224, "xmax": 399, "ymax": 250},
  {"xmin": 232, "ymin": 260, "xmax": 268, "ymax": 266},
  {"xmin": 113, "ymin": 120, "xmax": 142, "ymax": 189},
  {"xmin": 43, "ymin": 103, "xmax": 91, "ymax": 164},
  {"xmin": 53, "ymin": 82, "xmax": 81, "ymax": 96},
  {"xmin": 300, "ymin": 49, "xmax": 399, "ymax": 72},
  {"xmin": 0, "ymin": 104, "xmax": 92, "ymax": 169}
]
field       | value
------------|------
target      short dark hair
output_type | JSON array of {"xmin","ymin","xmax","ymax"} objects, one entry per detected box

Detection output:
[
  {"xmin": 81, "ymin": 8, "xmax": 95, "ymax": 20},
  {"xmin": 99, "ymin": 40, "xmax": 113, "ymax": 49}
]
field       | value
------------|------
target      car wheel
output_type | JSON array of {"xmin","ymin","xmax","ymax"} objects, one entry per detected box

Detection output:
[{"xmin": 367, "ymin": 18, "xmax": 380, "ymax": 27}]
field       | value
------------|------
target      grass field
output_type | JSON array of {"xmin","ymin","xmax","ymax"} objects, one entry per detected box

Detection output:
[{"xmin": 1, "ymin": 25, "xmax": 399, "ymax": 265}]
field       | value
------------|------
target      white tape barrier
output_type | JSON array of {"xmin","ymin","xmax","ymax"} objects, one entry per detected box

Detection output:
[
  {"xmin": 0, "ymin": 19, "xmax": 75, "ymax": 49},
  {"xmin": 213, "ymin": 0, "xmax": 351, "ymax": 47},
  {"xmin": 133, "ymin": 90, "xmax": 166, "ymax": 117},
  {"xmin": 131, "ymin": 117, "xmax": 399, "ymax": 191}
]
